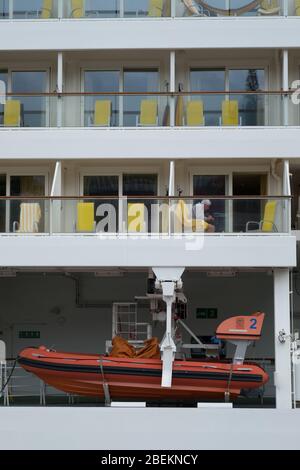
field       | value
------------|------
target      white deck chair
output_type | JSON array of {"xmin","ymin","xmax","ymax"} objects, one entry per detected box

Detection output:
[{"xmin": 13, "ymin": 202, "xmax": 42, "ymax": 233}]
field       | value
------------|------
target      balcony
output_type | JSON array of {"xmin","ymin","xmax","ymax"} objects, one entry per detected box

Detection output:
[
  {"xmin": 0, "ymin": 91, "xmax": 296, "ymax": 128},
  {"xmin": 1, "ymin": 2, "xmax": 300, "ymax": 52},
  {"xmin": 0, "ymin": 195, "xmax": 295, "ymax": 268},
  {"xmin": 0, "ymin": 90, "xmax": 299, "ymax": 160},
  {"xmin": 0, "ymin": 0, "xmax": 298, "ymax": 20}
]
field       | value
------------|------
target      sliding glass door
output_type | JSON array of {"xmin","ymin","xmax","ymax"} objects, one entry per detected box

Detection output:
[
  {"xmin": 83, "ymin": 173, "xmax": 158, "ymax": 232},
  {"xmin": 123, "ymin": 69, "xmax": 159, "ymax": 126},
  {"xmin": 233, "ymin": 173, "xmax": 268, "ymax": 232},
  {"xmin": 190, "ymin": 68, "xmax": 265, "ymax": 126},
  {"xmin": 84, "ymin": 71, "xmax": 120, "ymax": 127},
  {"xmin": 84, "ymin": 175, "xmax": 119, "ymax": 232},
  {"xmin": 123, "ymin": 173, "xmax": 158, "ymax": 232},
  {"xmin": 229, "ymin": 69, "xmax": 265, "ymax": 126},
  {"xmin": 193, "ymin": 174, "xmax": 227, "ymax": 232},
  {"xmin": 12, "ymin": 71, "xmax": 48, "ymax": 127},
  {"xmin": 190, "ymin": 69, "xmax": 225, "ymax": 126}
]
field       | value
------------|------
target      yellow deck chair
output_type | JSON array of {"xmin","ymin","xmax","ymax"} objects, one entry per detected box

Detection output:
[
  {"xmin": 40, "ymin": 0, "xmax": 52, "ymax": 18},
  {"xmin": 246, "ymin": 200, "xmax": 278, "ymax": 232},
  {"xmin": 4, "ymin": 101, "xmax": 21, "ymax": 127},
  {"xmin": 148, "ymin": 0, "xmax": 164, "ymax": 17},
  {"xmin": 71, "ymin": 0, "xmax": 84, "ymax": 18},
  {"xmin": 76, "ymin": 202, "xmax": 95, "ymax": 232},
  {"xmin": 13, "ymin": 203, "xmax": 42, "ymax": 233},
  {"xmin": 138, "ymin": 100, "xmax": 158, "ymax": 126},
  {"xmin": 175, "ymin": 200, "xmax": 208, "ymax": 233},
  {"xmin": 257, "ymin": 0, "xmax": 280, "ymax": 15},
  {"xmin": 221, "ymin": 100, "xmax": 240, "ymax": 126},
  {"xmin": 93, "ymin": 100, "xmax": 111, "ymax": 127},
  {"xmin": 128, "ymin": 203, "xmax": 145, "ymax": 233},
  {"xmin": 295, "ymin": 0, "xmax": 300, "ymax": 15},
  {"xmin": 186, "ymin": 101, "xmax": 204, "ymax": 126}
]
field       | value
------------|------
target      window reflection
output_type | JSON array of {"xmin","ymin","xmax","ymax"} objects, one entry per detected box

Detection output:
[
  {"xmin": 0, "ymin": 0, "xmax": 8, "ymax": 18},
  {"xmin": 123, "ymin": 69, "xmax": 159, "ymax": 127},
  {"xmin": 229, "ymin": 69, "xmax": 265, "ymax": 126},
  {"xmin": 84, "ymin": 0, "xmax": 119, "ymax": 17},
  {"xmin": 13, "ymin": 0, "xmax": 48, "ymax": 18},
  {"xmin": 190, "ymin": 69, "xmax": 225, "ymax": 126},
  {"xmin": 12, "ymin": 71, "xmax": 47, "ymax": 127},
  {"xmin": 190, "ymin": 68, "xmax": 265, "ymax": 126},
  {"xmin": 84, "ymin": 71, "xmax": 120, "ymax": 127}
]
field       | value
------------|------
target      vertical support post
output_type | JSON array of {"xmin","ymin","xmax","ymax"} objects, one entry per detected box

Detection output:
[
  {"xmin": 9, "ymin": 0, "xmax": 13, "ymax": 19},
  {"xmin": 51, "ymin": 161, "xmax": 62, "ymax": 234},
  {"xmin": 170, "ymin": 51, "xmax": 176, "ymax": 127},
  {"xmin": 58, "ymin": 0, "xmax": 63, "ymax": 18},
  {"xmin": 282, "ymin": 50, "xmax": 289, "ymax": 126},
  {"xmin": 119, "ymin": 0, "xmax": 124, "ymax": 17},
  {"xmin": 283, "ymin": 159, "xmax": 291, "ymax": 233},
  {"xmin": 282, "ymin": 0, "xmax": 288, "ymax": 16},
  {"xmin": 57, "ymin": 52, "xmax": 63, "ymax": 128},
  {"xmin": 168, "ymin": 161, "xmax": 175, "ymax": 235},
  {"xmin": 274, "ymin": 268, "xmax": 292, "ymax": 409},
  {"xmin": 170, "ymin": 0, "xmax": 176, "ymax": 17}
]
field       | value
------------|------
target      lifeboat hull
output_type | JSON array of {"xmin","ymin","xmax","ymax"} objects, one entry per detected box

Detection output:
[{"xmin": 18, "ymin": 347, "xmax": 269, "ymax": 402}]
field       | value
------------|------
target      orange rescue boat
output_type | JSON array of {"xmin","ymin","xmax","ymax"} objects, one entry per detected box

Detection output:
[{"xmin": 18, "ymin": 312, "xmax": 269, "ymax": 402}]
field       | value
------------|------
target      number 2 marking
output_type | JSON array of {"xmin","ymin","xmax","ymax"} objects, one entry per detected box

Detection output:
[{"xmin": 250, "ymin": 318, "xmax": 257, "ymax": 330}]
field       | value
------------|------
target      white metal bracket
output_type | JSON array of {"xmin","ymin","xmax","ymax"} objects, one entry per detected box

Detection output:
[{"xmin": 152, "ymin": 267, "xmax": 185, "ymax": 388}]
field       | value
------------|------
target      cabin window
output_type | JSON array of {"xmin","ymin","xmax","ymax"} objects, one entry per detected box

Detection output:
[
  {"xmin": 11, "ymin": 71, "xmax": 48, "ymax": 127},
  {"xmin": 233, "ymin": 173, "xmax": 268, "ymax": 232},
  {"xmin": 84, "ymin": 70, "xmax": 120, "ymax": 127},
  {"xmin": 190, "ymin": 68, "xmax": 265, "ymax": 126}
]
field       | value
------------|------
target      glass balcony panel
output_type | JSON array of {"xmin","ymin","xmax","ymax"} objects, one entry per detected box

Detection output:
[
  {"xmin": 0, "ymin": 196, "xmax": 289, "ymax": 234},
  {"xmin": 37, "ymin": 196, "xmax": 291, "ymax": 235},
  {"xmin": 11, "ymin": 71, "xmax": 48, "ymax": 127},
  {"xmin": 0, "ymin": 0, "xmax": 287, "ymax": 18},
  {"xmin": 181, "ymin": 93, "xmax": 283, "ymax": 126},
  {"xmin": 82, "ymin": 0, "xmax": 120, "ymax": 18},
  {"xmin": 12, "ymin": 0, "xmax": 46, "ymax": 18},
  {"xmin": 176, "ymin": 0, "xmax": 283, "ymax": 16},
  {"xmin": 0, "ymin": 0, "xmax": 9, "ymax": 18},
  {"xmin": 0, "ymin": 198, "xmax": 50, "ymax": 233},
  {"xmin": 176, "ymin": 0, "xmax": 285, "ymax": 18},
  {"xmin": 84, "ymin": 70, "xmax": 120, "ymax": 126},
  {"xmin": 0, "ymin": 92, "xmax": 293, "ymax": 127}
]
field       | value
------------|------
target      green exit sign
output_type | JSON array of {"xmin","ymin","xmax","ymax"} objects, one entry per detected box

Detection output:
[
  {"xmin": 196, "ymin": 308, "xmax": 218, "ymax": 320},
  {"xmin": 19, "ymin": 331, "xmax": 40, "ymax": 339}
]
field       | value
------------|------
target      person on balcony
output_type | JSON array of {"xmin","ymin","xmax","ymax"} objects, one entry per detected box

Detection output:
[{"xmin": 192, "ymin": 199, "xmax": 215, "ymax": 232}]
